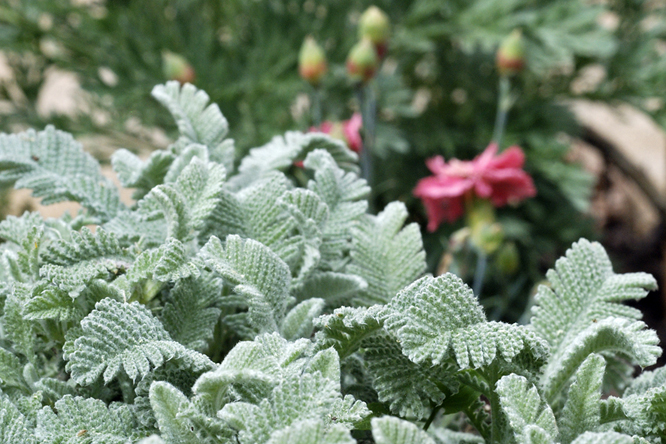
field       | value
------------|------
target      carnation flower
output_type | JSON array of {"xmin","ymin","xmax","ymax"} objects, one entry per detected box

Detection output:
[
  {"xmin": 413, "ymin": 143, "xmax": 536, "ymax": 232},
  {"xmin": 309, "ymin": 113, "xmax": 363, "ymax": 153}
]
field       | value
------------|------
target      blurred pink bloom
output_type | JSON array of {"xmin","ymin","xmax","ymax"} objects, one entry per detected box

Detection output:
[
  {"xmin": 413, "ymin": 143, "xmax": 536, "ymax": 232},
  {"xmin": 343, "ymin": 113, "xmax": 363, "ymax": 153},
  {"xmin": 309, "ymin": 113, "xmax": 363, "ymax": 153}
]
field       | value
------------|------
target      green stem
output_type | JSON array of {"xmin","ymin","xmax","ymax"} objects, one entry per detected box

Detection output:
[
  {"xmin": 356, "ymin": 83, "xmax": 376, "ymax": 213},
  {"xmin": 312, "ymin": 86, "xmax": 322, "ymax": 128},
  {"xmin": 472, "ymin": 251, "xmax": 488, "ymax": 297},
  {"xmin": 491, "ymin": 76, "xmax": 512, "ymax": 149},
  {"xmin": 423, "ymin": 403, "xmax": 443, "ymax": 431},
  {"xmin": 488, "ymin": 365, "xmax": 502, "ymax": 444}
]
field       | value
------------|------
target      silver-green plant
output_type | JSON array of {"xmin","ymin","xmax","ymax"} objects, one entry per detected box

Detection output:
[{"xmin": 0, "ymin": 81, "xmax": 663, "ymax": 444}]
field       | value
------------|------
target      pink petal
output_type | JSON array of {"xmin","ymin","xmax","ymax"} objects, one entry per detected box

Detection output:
[
  {"xmin": 413, "ymin": 176, "xmax": 473, "ymax": 199},
  {"xmin": 472, "ymin": 143, "xmax": 499, "ymax": 170},
  {"xmin": 425, "ymin": 156, "xmax": 448, "ymax": 175},
  {"xmin": 308, "ymin": 121, "xmax": 334, "ymax": 134},
  {"xmin": 343, "ymin": 114, "xmax": 363, "ymax": 153},
  {"xmin": 488, "ymin": 145, "xmax": 525, "ymax": 169},
  {"xmin": 420, "ymin": 195, "xmax": 465, "ymax": 232}
]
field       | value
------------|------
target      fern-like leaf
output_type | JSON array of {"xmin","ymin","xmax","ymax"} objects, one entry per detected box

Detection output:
[
  {"xmin": 279, "ymin": 298, "xmax": 325, "ymax": 341},
  {"xmin": 371, "ymin": 416, "xmax": 436, "ymax": 444},
  {"xmin": 540, "ymin": 317, "xmax": 659, "ymax": 403},
  {"xmin": 198, "ymin": 235, "xmax": 293, "ymax": 337},
  {"xmin": 362, "ymin": 329, "xmax": 458, "ymax": 420},
  {"xmin": 112, "ymin": 148, "xmax": 175, "ymax": 200},
  {"xmin": 383, "ymin": 274, "xmax": 549, "ymax": 369},
  {"xmin": 0, "ymin": 126, "xmax": 123, "ymax": 221},
  {"xmin": 266, "ymin": 419, "xmax": 356, "ymax": 444},
  {"xmin": 35, "ymin": 395, "xmax": 138, "ymax": 443},
  {"xmin": 570, "ymin": 432, "xmax": 633, "ymax": 444},
  {"xmin": 149, "ymin": 381, "xmax": 201, "ymax": 444},
  {"xmin": 559, "ymin": 354, "xmax": 605, "ymax": 444},
  {"xmin": 152, "ymin": 81, "xmax": 234, "ymax": 171},
  {"xmin": 496, "ymin": 374, "xmax": 559, "ymax": 444},
  {"xmin": 161, "ymin": 274, "xmax": 223, "ymax": 352},
  {"xmin": 64, "ymin": 298, "xmax": 214, "ymax": 385},
  {"xmin": 530, "ymin": 239, "xmax": 657, "ymax": 359},
  {"xmin": 0, "ymin": 392, "xmax": 36, "ymax": 443},
  {"xmin": 313, "ymin": 305, "xmax": 385, "ymax": 359},
  {"xmin": 231, "ymin": 131, "xmax": 358, "ymax": 189},
  {"xmin": 348, "ymin": 202, "xmax": 426, "ymax": 306},
  {"xmin": 303, "ymin": 149, "xmax": 369, "ymax": 270}
]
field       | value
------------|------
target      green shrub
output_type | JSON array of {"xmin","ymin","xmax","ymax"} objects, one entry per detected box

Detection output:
[{"xmin": 0, "ymin": 82, "xmax": 663, "ymax": 443}]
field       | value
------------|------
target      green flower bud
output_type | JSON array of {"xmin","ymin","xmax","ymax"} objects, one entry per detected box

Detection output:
[
  {"xmin": 496, "ymin": 29, "xmax": 525, "ymax": 76},
  {"xmin": 346, "ymin": 38, "xmax": 379, "ymax": 84},
  {"xmin": 495, "ymin": 241, "xmax": 520, "ymax": 275},
  {"xmin": 359, "ymin": 6, "xmax": 390, "ymax": 58},
  {"xmin": 298, "ymin": 36, "xmax": 327, "ymax": 86},
  {"xmin": 162, "ymin": 50, "xmax": 196, "ymax": 84}
]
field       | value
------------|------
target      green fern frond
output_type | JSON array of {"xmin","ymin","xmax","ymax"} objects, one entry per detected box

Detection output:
[
  {"xmin": 530, "ymin": 239, "xmax": 657, "ymax": 357},
  {"xmin": 266, "ymin": 419, "xmax": 356, "ymax": 444},
  {"xmin": 152, "ymin": 82, "xmax": 235, "ymax": 172},
  {"xmin": 496, "ymin": 374, "xmax": 559, "ymax": 444},
  {"xmin": 0, "ymin": 346, "xmax": 31, "ymax": 396},
  {"xmin": 149, "ymin": 381, "xmax": 201, "ymax": 444},
  {"xmin": 199, "ymin": 173, "xmax": 301, "ymax": 266},
  {"xmin": 231, "ymin": 131, "xmax": 358, "ymax": 189},
  {"xmin": 0, "ymin": 392, "xmax": 36, "ymax": 443},
  {"xmin": 198, "ymin": 235, "xmax": 293, "ymax": 337},
  {"xmin": 219, "ymin": 371, "xmax": 369, "ymax": 444},
  {"xmin": 3, "ymin": 283, "xmax": 37, "ymax": 361},
  {"xmin": 540, "ymin": 318, "xmax": 660, "ymax": 403},
  {"xmin": 603, "ymin": 377, "xmax": 666, "ymax": 440},
  {"xmin": 193, "ymin": 333, "xmax": 312, "ymax": 412},
  {"xmin": 570, "ymin": 432, "xmax": 633, "ymax": 444},
  {"xmin": 348, "ymin": 202, "xmax": 426, "ymax": 306},
  {"xmin": 313, "ymin": 305, "xmax": 385, "ymax": 359},
  {"xmin": 23, "ymin": 282, "xmax": 84, "ymax": 321},
  {"xmin": 276, "ymin": 189, "xmax": 326, "ymax": 283},
  {"xmin": 558, "ymin": 354, "xmax": 605, "ymax": 443},
  {"xmin": 383, "ymin": 274, "xmax": 549, "ymax": 369},
  {"xmin": 371, "ymin": 416, "xmax": 436, "ymax": 444},
  {"xmin": 362, "ymin": 329, "xmax": 457, "ymax": 420},
  {"xmin": 39, "ymin": 227, "xmax": 132, "ymax": 297},
  {"xmin": 139, "ymin": 184, "xmax": 190, "ymax": 241},
  {"xmin": 42, "ymin": 227, "xmax": 126, "ymax": 266},
  {"xmin": 279, "ymin": 298, "xmax": 325, "ymax": 341},
  {"xmin": 174, "ymin": 158, "xmax": 226, "ymax": 232},
  {"xmin": 112, "ymin": 149, "xmax": 175, "ymax": 200},
  {"xmin": 11, "ymin": 225, "xmax": 43, "ymax": 282},
  {"xmin": 0, "ymin": 126, "xmax": 123, "ymax": 222},
  {"xmin": 293, "ymin": 271, "xmax": 367, "ymax": 306},
  {"xmin": 103, "ymin": 211, "xmax": 166, "ymax": 248},
  {"xmin": 35, "ymin": 395, "xmax": 139, "ymax": 443},
  {"xmin": 0, "ymin": 212, "xmax": 44, "ymax": 246},
  {"xmin": 161, "ymin": 274, "xmax": 223, "ymax": 352},
  {"xmin": 163, "ymin": 143, "xmax": 208, "ymax": 183},
  {"xmin": 303, "ymin": 149, "xmax": 369, "ymax": 270},
  {"xmin": 63, "ymin": 298, "xmax": 214, "ymax": 385},
  {"xmin": 126, "ymin": 237, "xmax": 199, "ymax": 290}
]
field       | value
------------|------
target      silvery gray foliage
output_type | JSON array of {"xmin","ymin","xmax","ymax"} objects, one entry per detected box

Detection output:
[{"xmin": 0, "ymin": 81, "xmax": 663, "ymax": 444}]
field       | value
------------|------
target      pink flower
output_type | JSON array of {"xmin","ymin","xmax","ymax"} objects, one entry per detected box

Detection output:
[
  {"xmin": 309, "ymin": 113, "xmax": 363, "ymax": 153},
  {"xmin": 413, "ymin": 143, "xmax": 536, "ymax": 232}
]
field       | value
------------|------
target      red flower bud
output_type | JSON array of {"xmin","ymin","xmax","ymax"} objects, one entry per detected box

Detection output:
[
  {"xmin": 298, "ymin": 36, "xmax": 327, "ymax": 86},
  {"xmin": 496, "ymin": 30, "xmax": 525, "ymax": 76},
  {"xmin": 359, "ymin": 6, "xmax": 390, "ymax": 58},
  {"xmin": 162, "ymin": 50, "xmax": 196, "ymax": 84},
  {"xmin": 346, "ymin": 39, "xmax": 379, "ymax": 84}
]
